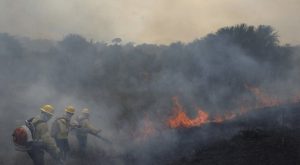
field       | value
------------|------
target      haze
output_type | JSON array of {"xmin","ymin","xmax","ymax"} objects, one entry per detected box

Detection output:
[{"xmin": 0, "ymin": 0, "xmax": 299, "ymax": 44}]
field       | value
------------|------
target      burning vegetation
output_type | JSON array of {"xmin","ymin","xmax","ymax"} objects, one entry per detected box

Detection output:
[
  {"xmin": 1, "ymin": 24, "xmax": 300, "ymax": 164},
  {"xmin": 168, "ymin": 85, "xmax": 300, "ymax": 129},
  {"xmin": 168, "ymin": 96, "xmax": 209, "ymax": 128}
]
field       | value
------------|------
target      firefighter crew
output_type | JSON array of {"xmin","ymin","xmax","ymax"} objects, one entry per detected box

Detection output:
[
  {"xmin": 27, "ymin": 104, "xmax": 62, "ymax": 165},
  {"xmin": 51, "ymin": 105, "xmax": 75, "ymax": 160},
  {"xmin": 72, "ymin": 108, "xmax": 101, "ymax": 152}
]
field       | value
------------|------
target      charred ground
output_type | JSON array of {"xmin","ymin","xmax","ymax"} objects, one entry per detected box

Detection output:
[{"xmin": 162, "ymin": 103, "xmax": 300, "ymax": 165}]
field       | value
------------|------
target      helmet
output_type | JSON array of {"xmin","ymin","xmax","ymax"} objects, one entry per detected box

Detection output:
[
  {"xmin": 40, "ymin": 104, "xmax": 54, "ymax": 115},
  {"xmin": 65, "ymin": 105, "xmax": 75, "ymax": 114},
  {"xmin": 81, "ymin": 108, "xmax": 89, "ymax": 114}
]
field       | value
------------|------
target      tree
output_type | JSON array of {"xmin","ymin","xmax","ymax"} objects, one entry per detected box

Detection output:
[
  {"xmin": 112, "ymin": 38, "xmax": 122, "ymax": 45},
  {"xmin": 59, "ymin": 34, "xmax": 90, "ymax": 53}
]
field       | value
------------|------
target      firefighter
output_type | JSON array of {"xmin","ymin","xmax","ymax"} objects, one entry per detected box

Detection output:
[
  {"xmin": 72, "ymin": 108, "xmax": 101, "ymax": 152},
  {"xmin": 51, "ymin": 105, "xmax": 75, "ymax": 160},
  {"xmin": 27, "ymin": 104, "xmax": 62, "ymax": 165}
]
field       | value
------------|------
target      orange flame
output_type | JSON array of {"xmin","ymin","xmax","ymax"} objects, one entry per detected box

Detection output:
[
  {"xmin": 168, "ymin": 97, "xmax": 209, "ymax": 128},
  {"xmin": 167, "ymin": 85, "xmax": 300, "ymax": 129},
  {"xmin": 167, "ymin": 96, "xmax": 242, "ymax": 128}
]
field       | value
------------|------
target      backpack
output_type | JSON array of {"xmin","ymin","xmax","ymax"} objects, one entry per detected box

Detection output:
[{"xmin": 12, "ymin": 117, "xmax": 42, "ymax": 151}]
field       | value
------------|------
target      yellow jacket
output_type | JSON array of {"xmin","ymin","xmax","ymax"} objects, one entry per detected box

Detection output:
[
  {"xmin": 31, "ymin": 116, "xmax": 60, "ymax": 157},
  {"xmin": 74, "ymin": 116, "xmax": 99, "ymax": 136},
  {"xmin": 51, "ymin": 117, "xmax": 71, "ymax": 139}
]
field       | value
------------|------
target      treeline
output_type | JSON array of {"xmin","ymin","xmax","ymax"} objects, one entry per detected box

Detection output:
[{"xmin": 0, "ymin": 24, "xmax": 298, "ymax": 128}]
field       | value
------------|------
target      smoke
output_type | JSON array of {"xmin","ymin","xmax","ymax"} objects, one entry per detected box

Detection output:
[
  {"xmin": 1, "ymin": 0, "xmax": 300, "ymax": 44},
  {"xmin": 0, "ymin": 24, "xmax": 300, "ymax": 164}
]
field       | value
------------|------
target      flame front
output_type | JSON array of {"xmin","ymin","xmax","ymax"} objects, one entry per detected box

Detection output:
[
  {"xmin": 167, "ymin": 85, "xmax": 300, "ymax": 129},
  {"xmin": 168, "ymin": 97, "xmax": 209, "ymax": 128}
]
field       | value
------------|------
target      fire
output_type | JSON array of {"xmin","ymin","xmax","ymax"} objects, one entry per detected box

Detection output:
[
  {"xmin": 167, "ymin": 97, "xmax": 242, "ymax": 128},
  {"xmin": 168, "ymin": 97, "xmax": 209, "ymax": 128},
  {"xmin": 167, "ymin": 85, "xmax": 300, "ymax": 129},
  {"xmin": 245, "ymin": 84, "xmax": 282, "ymax": 107}
]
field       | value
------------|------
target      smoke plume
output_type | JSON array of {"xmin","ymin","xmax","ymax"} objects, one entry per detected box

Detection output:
[{"xmin": 0, "ymin": 24, "xmax": 300, "ymax": 164}]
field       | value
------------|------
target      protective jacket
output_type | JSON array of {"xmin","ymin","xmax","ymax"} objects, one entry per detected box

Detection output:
[
  {"xmin": 73, "ymin": 116, "xmax": 99, "ymax": 136},
  {"xmin": 31, "ymin": 116, "xmax": 60, "ymax": 158},
  {"xmin": 51, "ymin": 116, "xmax": 71, "ymax": 139}
]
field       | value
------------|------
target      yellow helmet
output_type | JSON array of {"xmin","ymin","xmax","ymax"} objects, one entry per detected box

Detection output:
[
  {"xmin": 65, "ymin": 105, "xmax": 75, "ymax": 114},
  {"xmin": 40, "ymin": 104, "xmax": 54, "ymax": 115},
  {"xmin": 81, "ymin": 108, "xmax": 89, "ymax": 114}
]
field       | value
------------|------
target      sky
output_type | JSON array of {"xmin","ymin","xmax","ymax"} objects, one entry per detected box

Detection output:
[{"xmin": 0, "ymin": 0, "xmax": 299, "ymax": 44}]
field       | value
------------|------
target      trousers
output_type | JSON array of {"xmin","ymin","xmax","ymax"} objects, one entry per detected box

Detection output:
[
  {"xmin": 55, "ymin": 138, "xmax": 70, "ymax": 160},
  {"xmin": 27, "ymin": 145, "xmax": 45, "ymax": 165}
]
